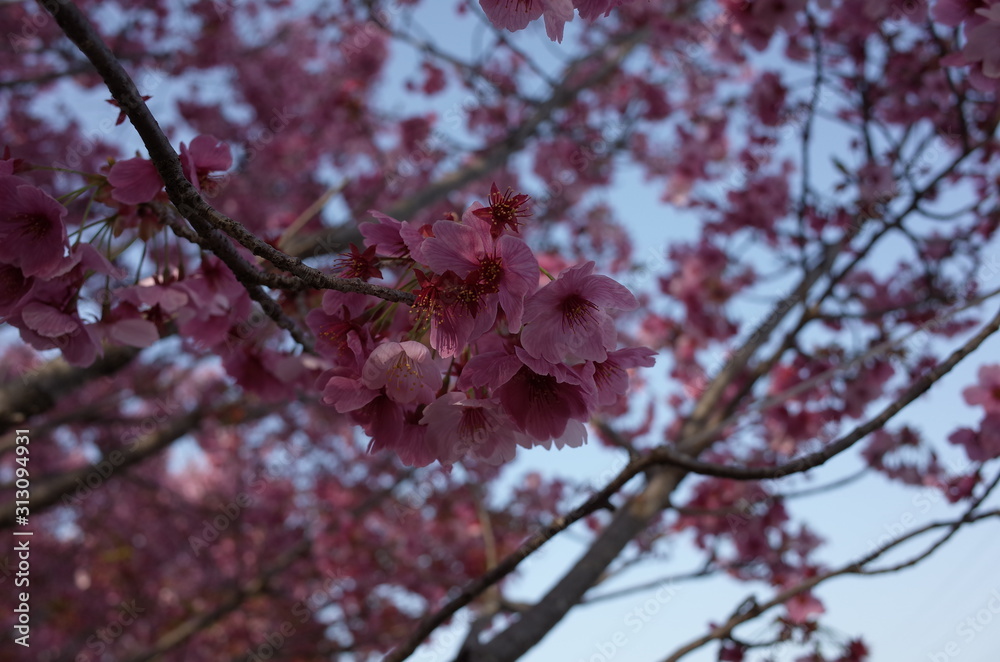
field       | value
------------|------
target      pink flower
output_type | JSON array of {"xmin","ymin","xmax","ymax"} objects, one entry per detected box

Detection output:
[
  {"xmin": 323, "ymin": 374, "xmax": 379, "ymax": 413},
  {"xmin": 400, "ymin": 219, "xmax": 435, "ymax": 263},
  {"xmin": 784, "ymin": 590, "xmax": 824, "ymax": 624},
  {"xmin": 575, "ymin": 0, "xmax": 634, "ymax": 20},
  {"xmin": 175, "ymin": 258, "xmax": 253, "ymax": 348},
  {"xmin": 520, "ymin": 261, "xmax": 637, "ymax": 363},
  {"xmin": 6, "ymin": 244, "xmax": 120, "ymax": 366},
  {"xmin": 117, "ymin": 279, "xmax": 190, "ymax": 314},
  {"xmin": 412, "ymin": 269, "xmax": 497, "ymax": 358},
  {"xmin": 471, "ymin": 184, "xmax": 532, "ymax": 239},
  {"xmin": 948, "ymin": 422, "xmax": 1000, "ymax": 462},
  {"xmin": 0, "ymin": 175, "xmax": 69, "ymax": 277},
  {"xmin": 179, "ymin": 135, "xmax": 232, "ymax": 191},
  {"xmin": 107, "ymin": 157, "xmax": 163, "ymax": 205},
  {"xmin": 10, "ymin": 278, "xmax": 100, "ymax": 367},
  {"xmin": 458, "ymin": 349, "xmax": 526, "ymax": 391},
  {"xmin": 0, "ymin": 263, "xmax": 33, "ymax": 316},
  {"xmin": 307, "ymin": 290, "xmax": 371, "ymax": 364},
  {"xmin": 332, "ymin": 243, "xmax": 382, "ymax": 280},
  {"xmin": 480, "ymin": 0, "xmax": 543, "ymax": 32},
  {"xmin": 421, "ymin": 214, "xmax": 538, "ymax": 331},
  {"xmin": 362, "ymin": 341, "xmax": 440, "ymax": 405},
  {"xmin": 321, "ymin": 332, "xmax": 381, "ymax": 413},
  {"xmin": 93, "ymin": 302, "xmax": 160, "ymax": 348},
  {"xmin": 360, "ymin": 211, "xmax": 407, "ymax": 256},
  {"xmin": 361, "ymin": 398, "xmax": 440, "ymax": 467},
  {"xmin": 494, "ymin": 357, "xmax": 594, "ymax": 444},
  {"xmin": 964, "ymin": 6, "xmax": 1000, "ymax": 80},
  {"xmin": 420, "ymin": 393, "xmax": 521, "ymax": 464},
  {"xmin": 479, "ymin": 0, "xmax": 575, "ymax": 41},
  {"xmin": 582, "ymin": 346, "xmax": 657, "ymax": 406},
  {"xmin": 16, "ymin": 306, "xmax": 99, "ymax": 366},
  {"xmin": 963, "ymin": 364, "xmax": 1000, "ymax": 413}
]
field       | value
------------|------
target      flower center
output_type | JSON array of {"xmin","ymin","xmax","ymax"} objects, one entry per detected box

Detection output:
[
  {"xmin": 457, "ymin": 407, "xmax": 491, "ymax": 444},
  {"xmin": 559, "ymin": 294, "xmax": 598, "ymax": 329},
  {"xmin": 525, "ymin": 370, "xmax": 559, "ymax": 405},
  {"xmin": 14, "ymin": 212, "xmax": 51, "ymax": 239},
  {"xmin": 474, "ymin": 256, "xmax": 503, "ymax": 294}
]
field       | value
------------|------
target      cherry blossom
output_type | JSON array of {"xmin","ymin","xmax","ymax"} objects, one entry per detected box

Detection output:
[
  {"xmin": 179, "ymin": 134, "xmax": 233, "ymax": 192},
  {"xmin": 107, "ymin": 157, "xmax": 164, "ymax": 205},
  {"xmin": 962, "ymin": 364, "xmax": 1000, "ymax": 413},
  {"xmin": 421, "ymin": 209, "xmax": 539, "ymax": 330},
  {"xmin": 362, "ymin": 340, "xmax": 441, "ymax": 405},
  {"xmin": 520, "ymin": 260, "xmax": 637, "ymax": 363},
  {"xmin": 3, "ymin": 1, "xmax": 998, "ymax": 660},
  {"xmin": 494, "ymin": 355, "xmax": 596, "ymax": 444},
  {"xmin": 471, "ymin": 183, "xmax": 532, "ymax": 239},
  {"xmin": 479, "ymin": 0, "xmax": 575, "ymax": 41},
  {"xmin": 0, "ymin": 175, "xmax": 69, "ymax": 277},
  {"xmin": 420, "ymin": 393, "xmax": 521, "ymax": 464}
]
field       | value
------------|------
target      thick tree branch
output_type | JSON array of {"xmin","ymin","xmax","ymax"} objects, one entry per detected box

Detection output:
[
  {"xmin": 0, "ymin": 345, "xmax": 140, "ymax": 435},
  {"xmin": 452, "ymin": 300, "xmax": 1000, "ymax": 659},
  {"xmin": 0, "ymin": 405, "xmax": 212, "ymax": 528},
  {"xmin": 119, "ymin": 476, "xmax": 407, "ymax": 662}
]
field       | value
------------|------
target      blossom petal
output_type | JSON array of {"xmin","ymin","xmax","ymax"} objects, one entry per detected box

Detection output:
[
  {"xmin": 108, "ymin": 158, "xmax": 163, "ymax": 205},
  {"xmin": 21, "ymin": 302, "xmax": 79, "ymax": 337},
  {"xmin": 422, "ymin": 220, "xmax": 483, "ymax": 277}
]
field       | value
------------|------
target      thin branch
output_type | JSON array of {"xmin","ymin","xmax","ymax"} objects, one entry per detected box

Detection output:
[
  {"xmin": 644, "ymin": 303, "xmax": 1000, "ymax": 480},
  {"xmin": 859, "ymin": 469, "xmax": 1000, "ymax": 575},
  {"xmin": 582, "ymin": 561, "xmax": 721, "ymax": 605},
  {"xmin": 661, "ymin": 502, "xmax": 1000, "ymax": 661},
  {"xmin": 43, "ymin": 0, "xmax": 416, "ymax": 319},
  {"xmin": 286, "ymin": 28, "xmax": 648, "ymax": 260},
  {"xmin": 382, "ymin": 449, "xmax": 651, "ymax": 662}
]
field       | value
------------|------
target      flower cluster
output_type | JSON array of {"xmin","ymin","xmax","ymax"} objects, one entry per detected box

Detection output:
[
  {"xmin": 948, "ymin": 364, "xmax": 1000, "ymax": 461},
  {"xmin": 315, "ymin": 184, "xmax": 655, "ymax": 467},
  {"xmin": 479, "ymin": 0, "xmax": 636, "ymax": 42},
  {"xmin": 0, "ymin": 138, "xmax": 240, "ymax": 368},
  {"xmin": 0, "ymin": 156, "xmax": 145, "ymax": 365},
  {"xmin": 933, "ymin": 0, "xmax": 1000, "ymax": 91}
]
